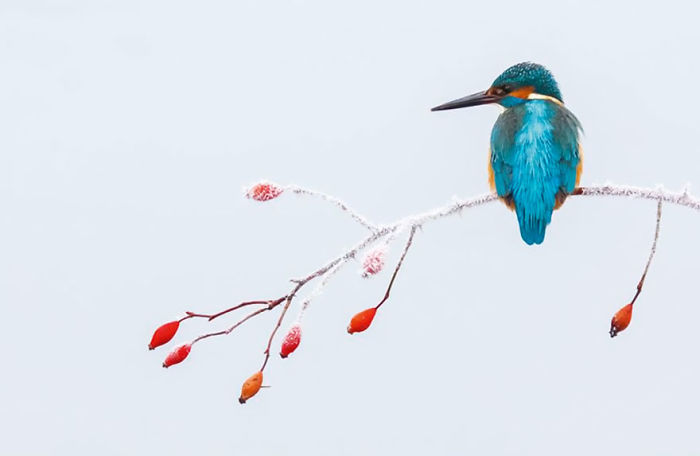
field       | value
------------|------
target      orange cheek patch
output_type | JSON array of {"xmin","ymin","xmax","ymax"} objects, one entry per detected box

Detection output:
[{"xmin": 509, "ymin": 86, "xmax": 535, "ymax": 99}]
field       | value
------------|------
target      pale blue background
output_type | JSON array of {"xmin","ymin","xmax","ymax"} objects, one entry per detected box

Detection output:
[{"xmin": 2, "ymin": 0, "xmax": 700, "ymax": 454}]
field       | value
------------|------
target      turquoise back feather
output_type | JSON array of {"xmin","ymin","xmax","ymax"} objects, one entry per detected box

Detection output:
[{"xmin": 491, "ymin": 100, "xmax": 581, "ymax": 245}]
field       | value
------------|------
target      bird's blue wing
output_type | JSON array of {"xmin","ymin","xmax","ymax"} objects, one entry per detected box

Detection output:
[
  {"xmin": 490, "ymin": 108, "xmax": 522, "ymax": 198},
  {"xmin": 551, "ymin": 105, "xmax": 582, "ymax": 194}
]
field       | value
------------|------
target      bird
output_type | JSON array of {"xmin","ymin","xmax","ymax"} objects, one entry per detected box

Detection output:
[{"xmin": 432, "ymin": 62, "xmax": 582, "ymax": 245}]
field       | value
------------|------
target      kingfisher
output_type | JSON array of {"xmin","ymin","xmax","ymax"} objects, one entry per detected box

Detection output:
[{"xmin": 432, "ymin": 62, "xmax": 582, "ymax": 245}]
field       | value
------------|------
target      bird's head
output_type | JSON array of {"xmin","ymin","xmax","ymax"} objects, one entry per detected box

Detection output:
[{"xmin": 431, "ymin": 62, "xmax": 563, "ymax": 112}]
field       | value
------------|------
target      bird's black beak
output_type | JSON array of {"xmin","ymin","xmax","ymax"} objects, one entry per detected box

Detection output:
[{"xmin": 431, "ymin": 90, "xmax": 500, "ymax": 112}]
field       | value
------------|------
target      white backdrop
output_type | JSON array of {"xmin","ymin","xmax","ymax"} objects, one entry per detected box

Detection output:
[{"xmin": 2, "ymin": 0, "xmax": 700, "ymax": 454}]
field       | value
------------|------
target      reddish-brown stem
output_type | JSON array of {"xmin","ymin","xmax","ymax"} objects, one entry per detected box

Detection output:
[
  {"xmin": 260, "ymin": 282, "xmax": 304, "ymax": 371},
  {"xmin": 609, "ymin": 199, "xmax": 663, "ymax": 337},
  {"xmin": 190, "ymin": 297, "xmax": 288, "ymax": 345},
  {"xmin": 376, "ymin": 226, "xmax": 418, "ymax": 310},
  {"xmin": 638, "ymin": 200, "xmax": 662, "ymax": 294},
  {"xmin": 631, "ymin": 199, "xmax": 663, "ymax": 305},
  {"xmin": 182, "ymin": 299, "xmax": 283, "ymax": 322}
]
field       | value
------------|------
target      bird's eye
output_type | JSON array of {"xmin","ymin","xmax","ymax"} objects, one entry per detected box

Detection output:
[{"xmin": 492, "ymin": 85, "xmax": 509, "ymax": 96}]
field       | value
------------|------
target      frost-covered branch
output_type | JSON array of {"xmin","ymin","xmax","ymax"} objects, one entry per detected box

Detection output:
[
  {"xmin": 245, "ymin": 181, "xmax": 378, "ymax": 231},
  {"xmin": 574, "ymin": 184, "xmax": 699, "ymax": 210},
  {"xmin": 149, "ymin": 182, "xmax": 699, "ymax": 402},
  {"xmin": 285, "ymin": 184, "xmax": 378, "ymax": 231}
]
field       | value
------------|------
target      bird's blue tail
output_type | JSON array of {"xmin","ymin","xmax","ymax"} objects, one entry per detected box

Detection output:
[
  {"xmin": 516, "ymin": 210, "xmax": 548, "ymax": 245},
  {"xmin": 514, "ymin": 190, "xmax": 556, "ymax": 245}
]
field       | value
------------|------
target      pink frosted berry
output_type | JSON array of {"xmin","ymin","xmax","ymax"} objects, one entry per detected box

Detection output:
[
  {"xmin": 246, "ymin": 182, "xmax": 283, "ymax": 202},
  {"xmin": 361, "ymin": 246, "xmax": 386, "ymax": 277}
]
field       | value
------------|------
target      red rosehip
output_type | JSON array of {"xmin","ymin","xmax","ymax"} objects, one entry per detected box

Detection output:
[
  {"xmin": 347, "ymin": 307, "xmax": 377, "ymax": 334},
  {"xmin": 610, "ymin": 303, "xmax": 633, "ymax": 337},
  {"xmin": 246, "ymin": 182, "xmax": 283, "ymax": 202},
  {"xmin": 280, "ymin": 324, "xmax": 302, "ymax": 358},
  {"xmin": 162, "ymin": 344, "xmax": 191, "ymax": 368},
  {"xmin": 148, "ymin": 320, "xmax": 180, "ymax": 350}
]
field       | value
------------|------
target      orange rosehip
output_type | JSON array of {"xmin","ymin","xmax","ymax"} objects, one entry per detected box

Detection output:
[
  {"xmin": 149, "ymin": 320, "xmax": 180, "ymax": 350},
  {"xmin": 347, "ymin": 307, "xmax": 377, "ymax": 334},
  {"xmin": 239, "ymin": 371, "xmax": 263, "ymax": 404},
  {"xmin": 610, "ymin": 303, "xmax": 633, "ymax": 337},
  {"xmin": 280, "ymin": 324, "xmax": 301, "ymax": 358},
  {"xmin": 162, "ymin": 344, "xmax": 191, "ymax": 368}
]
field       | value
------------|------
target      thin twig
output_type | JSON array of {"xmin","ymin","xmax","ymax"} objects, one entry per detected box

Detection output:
[
  {"xmin": 191, "ymin": 306, "xmax": 275, "ymax": 344},
  {"xmin": 297, "ymin": 261, "xmax": 345, "ymax": 322},
  {"xmin": 637, "ymin": 199, "xmax": 664, "ymax": 293},
  {"xmin": 376, "ymin": 225, "xmax": 418, "ymax": 309},
  {"xmin": 286, "ymin": 184, "xmax": 378, "ymax": 231},
  {"xmin": 183, "ymin": 299, "xmax": 282, "ymax": 322},
  {"xmin": 260, "ymin": 282, "xmax": 304, "ymax": 371},
  {"xmin": 292, "ymin": 225, "xmax": 400, "ymax": 284},
  {"xmin": 629, "ymin": 199, "xmax": 663, "ymax": 307}
]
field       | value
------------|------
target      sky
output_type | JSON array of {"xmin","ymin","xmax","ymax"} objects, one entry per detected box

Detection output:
[{"xmin": 2, "ymin": 0, "xmax": 700, "ymax": 454}]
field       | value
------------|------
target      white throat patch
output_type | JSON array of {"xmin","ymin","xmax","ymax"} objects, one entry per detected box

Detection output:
[{"xmin": 527, "ymin": 93, "xmax": 563, "ymax": 106}]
